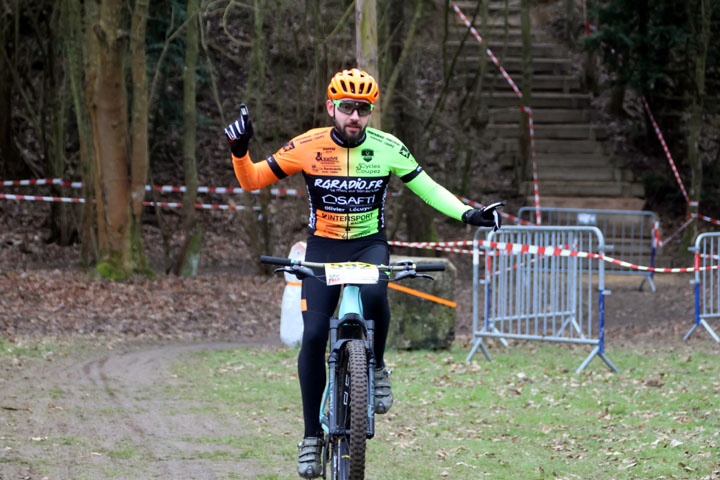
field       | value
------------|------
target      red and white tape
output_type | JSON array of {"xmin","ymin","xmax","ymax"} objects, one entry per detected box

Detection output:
[
  {"xmin": 451, "ymin": 2, "xmax": 541, "ymax": 223},
  {"xmin": 1, "ymin": 177, "xmax": 301, "ymax": 196},
  {"xmin": 388, "ymin": 240, "xmax": 474, "ymax": 255},
  {"xmin": 391, "ymin": 236, "xmax": 716, "ymax": 272},
  {"xmin": 476, "ymin": 238, "xmax": 714, "ymax": 273},
  {"xmin": 1, "ymin": 178, "xmax": 83, "ymax": 188},
  {"xmin": 642, "ymin": 98, "xmax": 690, "ymax": 204},
  {"xmin": 689, "ymin": 211, "xmax": 720, "ymax": 226},
  {"xmin": 0, "ymin": 193, "xmax": 260, "ymax": 211}
]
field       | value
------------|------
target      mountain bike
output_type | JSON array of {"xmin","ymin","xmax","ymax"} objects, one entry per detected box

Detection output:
[{"xmin": 260, "ymin": 255, "xmax": 445, "ymax": 480}]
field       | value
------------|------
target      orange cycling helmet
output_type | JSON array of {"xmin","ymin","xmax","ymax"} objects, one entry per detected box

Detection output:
[{"xmin": 327, "ymin": 68, "xmax": 380, "ymax": 103}]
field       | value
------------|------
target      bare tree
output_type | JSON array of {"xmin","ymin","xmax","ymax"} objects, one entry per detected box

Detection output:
[
  {"xmin": 685, "ymin": 0, "xmax": 712, "ymax": 242},
  {"xmin": 86, "ymin": 0, "xmax": 149, "ymax": 278},
  {"xmin": 356, "ymin": 0, "xmax": 381, "ymax": 128},
  {"xmin": 175, "ymin": 0, "xmax": 202, "ymax": 276}
]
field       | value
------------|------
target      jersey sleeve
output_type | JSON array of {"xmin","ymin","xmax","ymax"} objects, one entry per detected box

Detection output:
[
  {"xmin": 232, "ymin": 136, "xmax": 307, "ymax": 190},
  {"xmin": 404, "ymin": 170, "xmax": 471, "ymax": 221},
  {"xmin": 381, "ymin": 132, "xmax": 470, "ymax": 221}
]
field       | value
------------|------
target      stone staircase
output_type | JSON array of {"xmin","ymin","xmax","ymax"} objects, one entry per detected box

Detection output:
[{"xmin": 448, "ymin": 0, "xmax": 645, "ymax": 210}]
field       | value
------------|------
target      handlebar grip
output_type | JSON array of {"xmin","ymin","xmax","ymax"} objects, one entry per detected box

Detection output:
[
  {"xmin": 415, "ymin": 263, "xmax": 446, "ymax": 272},
  {"xmin": 260, "ymin": 255, "xmax": 293, "ymax": 266}
]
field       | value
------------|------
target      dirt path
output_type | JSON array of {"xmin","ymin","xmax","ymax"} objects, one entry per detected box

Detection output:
[{"xmin": 1, "ymin": 340, "xmax": 280, "ymax": 480}]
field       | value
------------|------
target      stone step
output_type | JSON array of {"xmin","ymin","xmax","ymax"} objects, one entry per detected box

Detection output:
[
  {"xmin": 453, "ymin": 0, "xmax": 522, "ymax": 11},
  {"xmin": 449, "ymin": 25, "xmax": 551, "ymax": 43},
  {"xmin": 489, "ymin": 108, "xmax": 600, "ymax": 124},
  {"xmin": 503, "ymin": 138, "xmax": 605, "ymax": 154},
  {"xmin": 496, "ymin": 153, "xmax": 614, "ymax": 169},
  {"xmin": 534, "ymin": 154, "xmax": 619, "ymax": 168},
  {"xmin": 528, "ymin": 196, "xmax": 647, "ymax": 211},
  {"xmin": 460, "ymin": 56, "xmax": 575, "ymax": 75},
  {"xmin": 535, "ymin": 166, "xmax": 620, "ymax": 182},
  {"xmin": 460, "ymin": 73, "xmax": 581, "ymax": 93},
  {"xmin": 447, "ymin": 40, "xmax": 567, "ymax": 58},
  {"xmin": 523, "ymin": 180, "xmax": 644, "ymax": 198},
  {"xmin": 484, "ymin": 92, "xmax": 591, "ymax": 108},
  {"xmin": 487, "ymin": 123, "xmax": 608, "ymax": 140}
]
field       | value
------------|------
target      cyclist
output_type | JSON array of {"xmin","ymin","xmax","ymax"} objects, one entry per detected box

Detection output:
[{"xmin": 225, "ymin": 68, "xmax": 502, "ymax": 478}]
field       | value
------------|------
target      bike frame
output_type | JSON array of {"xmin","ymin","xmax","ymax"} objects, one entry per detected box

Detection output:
[{"xmin": 320, "ymin": 285, "xmax": 376, "ymax": 439}]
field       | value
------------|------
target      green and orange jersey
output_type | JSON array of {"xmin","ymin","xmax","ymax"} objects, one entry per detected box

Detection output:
[{"xmin": 232, "ymin": 126, "xmax": 471, "ymax": 240}]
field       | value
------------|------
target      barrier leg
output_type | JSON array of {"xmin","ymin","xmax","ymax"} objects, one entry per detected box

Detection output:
[
  {"xmin": 466, "ymin": 337, "xmax": 492, "ymax": 362},
  {"xmin": 685, "ymin": 283, "xmax": 701, "ymax": 341},
  {"xmin": 700, "ymin": 321, "xmax": 720, "ymax": 342},
  {"xmin": 639, "ymin": 273, "xmax": 656, "ymax": 293},
  {"xmin": 577, "ymin": 290, "xmax": 618, "ymax": 373},
  {"xmin": 576, "ymin": 347, "xmax": 619, "ymax": 373},
  {"xmin": 687, "ymin": 320, "xmax": 720, "ymax": 343}
]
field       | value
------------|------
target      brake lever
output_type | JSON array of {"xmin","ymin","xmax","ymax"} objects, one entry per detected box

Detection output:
[
  {"xmin": 394, "ymin": 270, "xmax": 434, "ymax": 281},
  {"xmin": 273, "ymin": 265, "xmax": 314, "ymax": 280}
]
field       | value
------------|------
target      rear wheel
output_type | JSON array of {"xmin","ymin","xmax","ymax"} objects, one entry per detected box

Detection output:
[{"xmin": 331, "ymin": 340, "xmax": 368, "ymax": 480}]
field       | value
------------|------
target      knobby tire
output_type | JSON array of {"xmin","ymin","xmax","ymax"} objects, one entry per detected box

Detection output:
[
  {"xmin": 333, "ymin": 340, "xmax": 368, "ymax": 480},
  {"xmin": 347, "ymin": 340, "xmax": 368, "ymax": 479}
]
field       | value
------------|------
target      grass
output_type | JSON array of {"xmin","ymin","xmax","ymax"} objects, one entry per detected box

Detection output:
[
  {"xmin": 172, "ymin": 341, "xmax": 720, "ymax": 480},
  {"xmin": 0, "ymin": 337, "xmax": 61, "ymax": 359}
]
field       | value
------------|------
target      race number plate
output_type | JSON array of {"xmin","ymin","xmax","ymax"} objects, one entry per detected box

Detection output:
[{"xmin": 325, "ymin": 262, "xmax": 379, "ymax": 286}]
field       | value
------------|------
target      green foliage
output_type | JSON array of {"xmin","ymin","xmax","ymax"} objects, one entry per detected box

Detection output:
[{"xmin": 585, "ymin": 0, "xmax": 720, "ymax": 99}]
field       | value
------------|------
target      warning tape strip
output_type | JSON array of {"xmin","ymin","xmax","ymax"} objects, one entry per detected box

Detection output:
[
  {"xmin": 0, "ymin": 193, "xmax": 261, "ymax": 211},
  {"xmin": 476, "ymin": 238, "xmax": 715, "ymax": 273},
  {"xmin": 388, "ymin": 240, "xmax": 475, "ymax": 255},
  {"xmin": 642, "ymin": 98, "xmax": 690, "ymax": 204},
  {"xmin": 690, "ymin": 211, "xmax": 720, "ymax": 226},
  {"xmin": 388, "ymin": 282, "xmax": 457, "ymax": 308},
  {"xmin": 0, "ymin": 178, "xmax": 409, "ymax": 199},
  {"xmin": 451, "ymin": 2, "xmax": 541, "ymax": 224},
  {"xmin": 390, "ymin": 237, "xmax": 719, "ymax": 273},
  {"xmin": 0, "ymin": 177, "xmax": 300, "ymax": 196}
]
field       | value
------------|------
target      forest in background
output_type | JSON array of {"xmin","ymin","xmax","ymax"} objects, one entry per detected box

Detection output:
[{"xmin": 0, "ymin": 0, "xmax": 719, "ymax": 278}]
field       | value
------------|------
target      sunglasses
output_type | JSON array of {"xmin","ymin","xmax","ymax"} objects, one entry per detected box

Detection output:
[{"xmin": 332, "ymin": 100, "xmax": 374, "ymax": 116}]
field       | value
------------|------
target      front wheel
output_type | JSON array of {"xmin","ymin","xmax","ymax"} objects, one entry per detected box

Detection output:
[{"xmin": 331, "ymin": 340, "xmax": 368, "ymax": 480}]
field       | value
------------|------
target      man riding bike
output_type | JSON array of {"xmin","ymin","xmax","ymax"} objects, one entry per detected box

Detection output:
[{"xmin": 225, "ymin": 68, "xmax": 502, "ymax": 478}]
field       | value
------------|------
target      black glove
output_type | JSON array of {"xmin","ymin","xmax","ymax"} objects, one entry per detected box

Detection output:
[
  {"xmin": 224, "ymin": 104, "xmax": 254, "ymax": 157},
  {"xmin": 462, "ymin": 201, "xmax": 505, "ymax": 231}
]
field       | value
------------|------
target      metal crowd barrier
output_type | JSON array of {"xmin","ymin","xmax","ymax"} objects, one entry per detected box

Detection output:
[
  {"xmin": 517, "ymin": 207, "xmax": 659, "ymax": 292},
  {"xmin": 467, "ymin": 226, "xmax": 618, "ymax": 373},
  {"xmin": 687, "ymin": 232, "xmax": 720, "ymax": 342}
]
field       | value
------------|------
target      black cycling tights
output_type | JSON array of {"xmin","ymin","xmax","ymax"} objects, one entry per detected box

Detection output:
[{"xmin": 298, "ymin": 232, "xmax": 390, "ymax": 438}]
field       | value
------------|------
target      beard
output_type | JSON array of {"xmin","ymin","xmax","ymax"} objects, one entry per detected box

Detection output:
[{"xmin": 333, "ymin": 118, "xmax": 366, "ymax": 146}]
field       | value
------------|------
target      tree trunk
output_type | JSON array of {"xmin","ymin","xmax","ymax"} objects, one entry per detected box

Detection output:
[
  {"xmin": 684, "ymin": 0, "xmax": 710, "ymax": 246},
  {"xmin": 0, "ymin": 9, "xmax": 26, "ymax": 179},
  {"xmin": 129, "ymin": 0, "xmax": 150, "ymax": 274},
  {"xmin": 518, "ymin": 0, "xmax": 532, "ymax": 188},
  {"xmin": 63, "ymin": 0, "xmax": 97, "ymax": 264},
  {"xmin": 565, "ymin": 0, "xmax": 575, "ymax": 45},
  {"xmin": 386, "ymin": 0, "xmax": 435, "ymax": 246},
  {"xmin": 356, "ymin": 0, "xmax": 381, "ymax": 128},
  {"xmin": 87, "ymin": 0, "xmax": 133, "ymax": 278},
  {"xmin": 175, "ymin": 0, "xmax": 202, "ymax": 276}
]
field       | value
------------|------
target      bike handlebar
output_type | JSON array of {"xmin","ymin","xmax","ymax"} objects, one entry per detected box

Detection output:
[
  {"xmin": 260, "ymin": 255, "xmax": 294, "ymax": 266},
  {"xmin": 260, "ymin": 256, "xmax": 446, "ymax": 272},
  {"xmin": 415, "ymin": 263, "xmax": 446, "ymax": 272}
]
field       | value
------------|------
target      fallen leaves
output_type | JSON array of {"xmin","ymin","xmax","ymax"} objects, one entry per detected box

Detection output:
[{"xmin": 0, "ymin": 270, "xmax": 285, "ymax": 340}]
